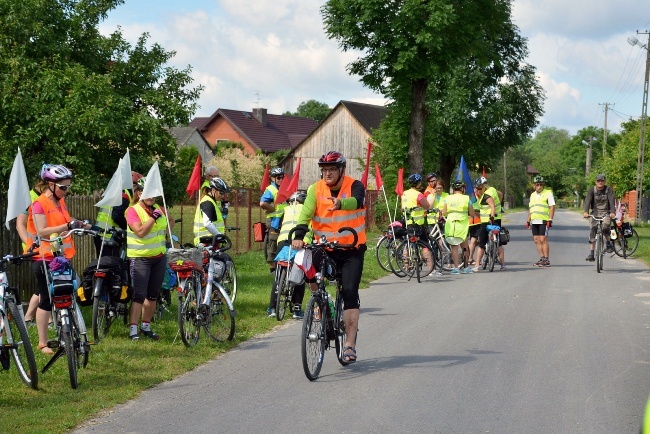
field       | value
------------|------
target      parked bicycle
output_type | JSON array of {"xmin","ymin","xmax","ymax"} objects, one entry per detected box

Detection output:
[
  {"xmin": 0, "ymin": 247, "xmax": 38, "ymax": 389},
  {"xmin": 393, "ymin": 224, "xmax": 436, "ymax": 283},
  {"xmin": 86, "ymin": 227, "xmax": 130, "ymax": 342},
  {"xmin": 611, "ymin": 204, "xmax": 639, "ymax": 258},
  {"xmin": 294, "ymin": 227, "xmax": 359, "ymax": 381},
  {"xmin": 170, "ymin": 233, "xmax": 236, "ymax": 347},
  {"xmin": 481, "ymin": 224, "xmax": 501, "ymax": 272},
  {"xmin": 427, "ymin": 216, "xmax": 454, "ymax": 271},
  {"xmin": 40, "ymin": 228, "xmax": 95, "ymax": 389},
  {"xmin": 375, "ymin": 222, "xmax": 406, "ymax": 274},
  {"xmin": 587, "ymin": 215, "xmax": 607, "ymax": 273}
]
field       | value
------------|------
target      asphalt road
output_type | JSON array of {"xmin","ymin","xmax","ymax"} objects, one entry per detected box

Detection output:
[{"xmin": 75, "ymin": 209, "xmax": 650, "ymax": 434}]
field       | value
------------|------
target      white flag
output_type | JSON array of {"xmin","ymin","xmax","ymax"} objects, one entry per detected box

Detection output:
[
  {"xmin": 141, "ymin": 161, "xmax": 164, "ymax": 199},
  {"xmin": 95, "ymin": 161, "xmax": 125, "ymax": 208},
  {"xmin": 121, "ymin": 149, "xmax": 133, "ymax": 191},
  {"xmin": 5, "ymin": 148, "xmax": 32, "ymax": 229}
]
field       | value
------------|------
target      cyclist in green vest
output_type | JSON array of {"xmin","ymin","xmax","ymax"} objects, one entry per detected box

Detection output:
[
  {"xmin": 193, "ymin": 177, "xmax": 229, "ymax": 245},
  {"xmin": 94, "ymin": 171, "xmax": 142, "ymax": 257},
  {"xmin": 260, "ymin": 167, "xmax": 286, "ymax": 277},
  {"xmin": 442, "ymin": 181, "xmax": 475, "ymax": 274},
  {"xmin": 401, "ymin": 173, "xmax": 434, "ymax": 268},
  {"xmin": 473, "ymin": 176, "xmax": 506, "ymax": 271},
  {"xmin": 268, "ymin": 192, "xmax": 313, "ymax": 319},
  {"xmin": 526, "ymin": 175, "xmax": 555, "ymax": 267}
]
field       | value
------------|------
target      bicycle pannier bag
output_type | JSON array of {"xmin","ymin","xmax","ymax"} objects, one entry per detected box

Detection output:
[
  {"xmin": 499, "ymin": 227, "xmax": 510, "ymax": 246},
  {"xmin": 49, "ymin": 258, "xmax": 75, "ymax": 297},
  {"xmin": 254, "ymin": 222, "xmax": 267, "ymax": 242},
  {"xmin": 622, "ymin": 222, "xmax": 633, "ymax": 238}
]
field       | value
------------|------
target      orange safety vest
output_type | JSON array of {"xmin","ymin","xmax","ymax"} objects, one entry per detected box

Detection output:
[
  {"xmin": 312, "ymin": 176, "xmax": 367, "ymax": 247},
  {"xmin": 25, "ymin": 194, "xmax": 75, "ymax": 260}
]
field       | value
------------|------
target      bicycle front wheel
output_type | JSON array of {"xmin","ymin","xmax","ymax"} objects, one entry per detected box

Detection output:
[
  {"xmin": 204, "ymin": 285, "xmax": 235, "ymax": 342},
  {"xmin": 375, "ymin": 236, "xmax": 397, "ymax": 272},
  {"xmin": 301, "ymin": 296, "xmax": 326, "ymax": 381},
  {"xmin": 222, "ymin": 258, "xmax": 237, "ymax": 304},
  {"xmin": 62, "ymin": 328, "xmax": 78, "ymax": 389},
  {"xmin": 595, "ymin": 234, "xmax": 602, "ymax": 273},
  {"xmin": 178, "ymin": 278, "xmax": 200, "ymax": 347},
  {"xmin": 275, "ymin": 266, "xmax": 289, "ymax": 321},
  {"xmin": 488, "ymin": 242, "xmax": 496, "ymax": 272},
  {"xmin": 91, "ymin": 279, "xmax": 112, "ymax": 342},
  {"xmin": 6, "ymin": 300, "xmax": 38, "ymax": 389}
]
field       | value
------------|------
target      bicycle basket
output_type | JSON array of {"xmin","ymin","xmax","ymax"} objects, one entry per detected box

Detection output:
[
  {"xmin": 622, "ymin": 222, "xmax": 633, "ymax": 238},
  {"xmin": 49, "ymin": 259, "xmax": 75, "ymax": 298},
  {"xmin": 167, "ymin": 248, "xmax": 204, "ymax": 272}
]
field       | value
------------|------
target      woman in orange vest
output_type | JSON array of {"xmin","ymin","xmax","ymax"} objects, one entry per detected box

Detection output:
[
  {"xmin": 25, "ymin": 164, "xmax": 90, "ymax": 355},
  {"xmin": 291, "ymin": 151, "xmax": 366, "ymax": 364}
]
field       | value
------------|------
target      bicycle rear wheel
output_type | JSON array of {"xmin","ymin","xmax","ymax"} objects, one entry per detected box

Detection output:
[
  {"xmin": 6, "ymin": 300, "xmax": 38, "ymax": 389},
  {"xmin": 91, "ymin": 279, "xmax": 112, "ymax": 342},
  {"xmin": 488, "ymin": 242, "xmax": 496, "ymax": 272},
  {"xmin": 301, "ymin": 296, "xmax": 326, "ymax": 381},
  {"xmin": 618, "ymin": 228, "xmax": 639, "ymax": 257},
  {"xmin": 204, "ymin": 284, "xmax": 235, "ymax": 342},
  {"xmin": 178, "ymin": 278, "xmax": 200, "ymax": 347},
  {"xmin": 395, "ymin": 240, "xmax": 418, "ymax": 280},
  {"xmin": 375, "ymin": 236, "xmax": 398, "ymax": 272}
]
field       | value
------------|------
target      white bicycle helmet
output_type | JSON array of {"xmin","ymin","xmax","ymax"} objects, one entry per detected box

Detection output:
[{"xmin": 40, "ymin": 164, "xmax": 73, "ymax": 182}]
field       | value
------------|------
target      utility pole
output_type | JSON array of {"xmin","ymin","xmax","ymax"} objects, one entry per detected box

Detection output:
[
  {"xmin": 599, "ymin": 102, "xmax": 612, "ymax": 157},
  {"xmin": 628, "ymin": 32, "xmax": 650, "ymax": 221},
  {"xmin": 583, "ymin": 136, "xmax": 594, "ymax": 175}
]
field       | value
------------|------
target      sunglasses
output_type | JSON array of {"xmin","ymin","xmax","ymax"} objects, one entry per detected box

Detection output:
[
  {"xmin": 535, "ymin": 183, "xmax": 544, "ymax": 186},
  {"xmin": 56, "ymin": 183, "xmax": 71, "ymax": 191},
  {"xmin": 276, "ymin": 176, "xmax": 285, "ymax": 180}
]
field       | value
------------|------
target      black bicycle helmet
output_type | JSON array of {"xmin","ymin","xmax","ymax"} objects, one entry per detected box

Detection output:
[
  {"xmin": 408, "ymin": 173, "xmax": 423, "ymax": 186},
  {"xmin": 451, "ymin": 180, "xmax": 465, "ymax": 190},
  {"xmin": 425, "ymin": 172, "xmax": 438, "ymax": 181},
  {"xmin": 533, "ymin": 175, "xmax": 544, "ymax": 184},
  {"xmin": 287, "ymin": 192, "xmax": 307, "ymax": 204},
  {"xmin": 209, "ymin": 177, "xmax": 230, "ymax": 193},
  {"xmin": 270, "ymin": 167, "xmax": 284, "ymax": 177},
  {"xmin": 318, "ymin": 151, "xmax": 346, "ymax": 167},
  {"xmin": 474, "ymin": 176, "xmax": 488, "ymax": 188}
]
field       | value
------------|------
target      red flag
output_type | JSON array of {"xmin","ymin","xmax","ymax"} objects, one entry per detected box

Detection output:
[
  {"xmin": 482, "ymin": 166, "xmax": 486, "ymax": 177},
  {"xmin": 186, "ymin": 155, "xmax": 202, "ymax": 196},
  {"xmin": 360, "ymin": 142, "xmax": 373, "ymax": 188},
  {"xmin": 375, "ymin": 163, "xmax": 383, "ymax": 190},
  {"xmin": 395, "ymin": 168, "xmax": 404, "ymax": 196},
  {"xmin": 260, "ymin": 164, "xmax": 270, "ymax": 192},
  {"xmin": 276, "ymin": 158, "xmax": 301, "ymax": 204}
]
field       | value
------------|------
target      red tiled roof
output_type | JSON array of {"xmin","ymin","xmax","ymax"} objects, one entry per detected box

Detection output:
[{"xmin": 191, "ymin": 109, "xmax": 318, "ymax": 154}]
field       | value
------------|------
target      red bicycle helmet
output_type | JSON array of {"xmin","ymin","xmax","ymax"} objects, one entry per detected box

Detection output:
[
  {"xmin": 318, "ymin": 151, "xmax": 346, "ymax": 167},
  {"xmin": 132, "ymin": 171, "xmax": 143, "ymax": 183}
]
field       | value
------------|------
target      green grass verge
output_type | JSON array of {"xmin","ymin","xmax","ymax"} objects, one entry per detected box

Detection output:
[{"xmin": 0, "ymin": 231, "xmax": 388, "ymax": 433}]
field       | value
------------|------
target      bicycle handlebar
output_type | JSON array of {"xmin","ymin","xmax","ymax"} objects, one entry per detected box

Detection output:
[
  {"xmin": 0, "ymin": 244, "xmax": 38, "ymax": 268},
  {"xmin": 287, "ymin": 226, "xmax": 359, "ymax": 250}
]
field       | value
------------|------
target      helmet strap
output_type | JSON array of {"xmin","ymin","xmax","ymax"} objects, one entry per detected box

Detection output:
[{"xmin": 49, "ymin": 183, "xmax": 63, "ymax": 201}]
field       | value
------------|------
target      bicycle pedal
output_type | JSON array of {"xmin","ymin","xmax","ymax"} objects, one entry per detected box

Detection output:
[{"xmin": 46, "ymin": 339, "xmax": 60, "ymax": 349}]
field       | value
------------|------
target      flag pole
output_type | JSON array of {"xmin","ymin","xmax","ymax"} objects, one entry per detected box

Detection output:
[{"xmin": 380, "ymin": 186, "xmax": 397, "ymax": 240}]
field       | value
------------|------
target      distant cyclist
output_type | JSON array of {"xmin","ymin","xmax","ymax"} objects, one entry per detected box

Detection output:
[
  {"xmin": 583, "ymin": 173, "xmax": 615, "ymax": 261},
  {"xmin": 526, "ymin": 175, "xmax": 555, "ymax": 267}
]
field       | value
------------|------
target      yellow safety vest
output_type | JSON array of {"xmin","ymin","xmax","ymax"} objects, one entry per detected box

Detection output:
[
  {"xmin": 278, "ymin": 203, "xmax": 312, "ymax": 244},
  {"xmin": 445, "ymin": 194, "xmax": 470, "ymax": 222},
  {"xmin": 96, "ymin": 190, "xmax": 132, "ymax": 239},
  {"xmin": 126, "ymin": 203, "xmax": 167, "ymax": 258},
  {"xmin": 402, "ymin": 188, "xmax": 426, "ymax": 225},
  {"xmin": 193, "ymin": 195, "xmax": 225, "ymax": 245},
  {"xmin": 264, "ymin": 184, "xmax": 286, "ymax": 220},
  {"xmin": 479, "ymin": 186, "xmax": 501, "ymax": 223},
  {"xmin": 529, "ymin": 189, "xmax": 552, "ymax": 221},
  {"xmin": 432, "ymin": 192, "xmax": 449, "ymax": 210}
]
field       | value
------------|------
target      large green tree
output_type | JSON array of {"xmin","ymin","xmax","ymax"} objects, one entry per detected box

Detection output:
[
  {"xmin": 322, "ymin": 0, "xmax": 543, "ymax": 177},
  {"xmin": 0, "ymin": 0, "xmax": 202, "ymax": 192}
]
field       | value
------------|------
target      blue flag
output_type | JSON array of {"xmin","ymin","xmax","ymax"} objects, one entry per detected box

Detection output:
[{"xmin": 455, "ymin": 155, "xmax": 477, "ymax": 204}]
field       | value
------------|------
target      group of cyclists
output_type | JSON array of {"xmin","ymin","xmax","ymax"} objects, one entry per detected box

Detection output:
[{"xmin": 400, "ymin": 172, "xmax": 507, "ymax": 273}]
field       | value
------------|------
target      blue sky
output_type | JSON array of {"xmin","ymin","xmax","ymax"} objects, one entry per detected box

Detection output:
[{"xmin": 100, "ymin": 0, "xmax": 650, "ymax": 135}]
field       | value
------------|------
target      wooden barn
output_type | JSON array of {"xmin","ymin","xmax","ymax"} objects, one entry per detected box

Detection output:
[{"xmin": 282, "ymin": 100, "xmax": 387, "ymax": 190}]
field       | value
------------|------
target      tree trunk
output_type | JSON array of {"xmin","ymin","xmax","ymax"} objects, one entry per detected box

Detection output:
[
  {"xmin": 408, "ymin": 79, "xmax": 429, "ymax": 174},
  {"xmin": 438, "ymin": 154, "xmax": 456, "ymax": 191}
]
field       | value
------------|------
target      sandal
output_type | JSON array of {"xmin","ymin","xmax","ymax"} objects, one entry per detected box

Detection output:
[
  {"xmin": 468, "ymin": 260, "xmax": 475, "ymax": 265},
  {"xmin": 342, "ymin": 346, "xmax": 357, "ymax": 363},
  {"xmin": 37, "ymin": 343, "xmax": 54, "ymax": 356}
]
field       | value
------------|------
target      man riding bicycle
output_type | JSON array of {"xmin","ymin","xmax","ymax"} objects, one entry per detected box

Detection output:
[
  {"xmin": 291, "ymin": 151, "xmax": 366, "ymax": 364},
  {"xmin": 583, "ymin": 173, "xmax": 616, "ymax": 261}
]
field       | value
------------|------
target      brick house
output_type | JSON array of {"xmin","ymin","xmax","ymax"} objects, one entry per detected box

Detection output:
[{"xmin": 189, "ymin": 108, "xmax": 318, "ymax": 155}]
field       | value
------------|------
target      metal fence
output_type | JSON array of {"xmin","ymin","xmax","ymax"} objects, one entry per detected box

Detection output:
[{"xmin": 0, "ymin": 188, "xmax": 381, "ymax": 302}]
